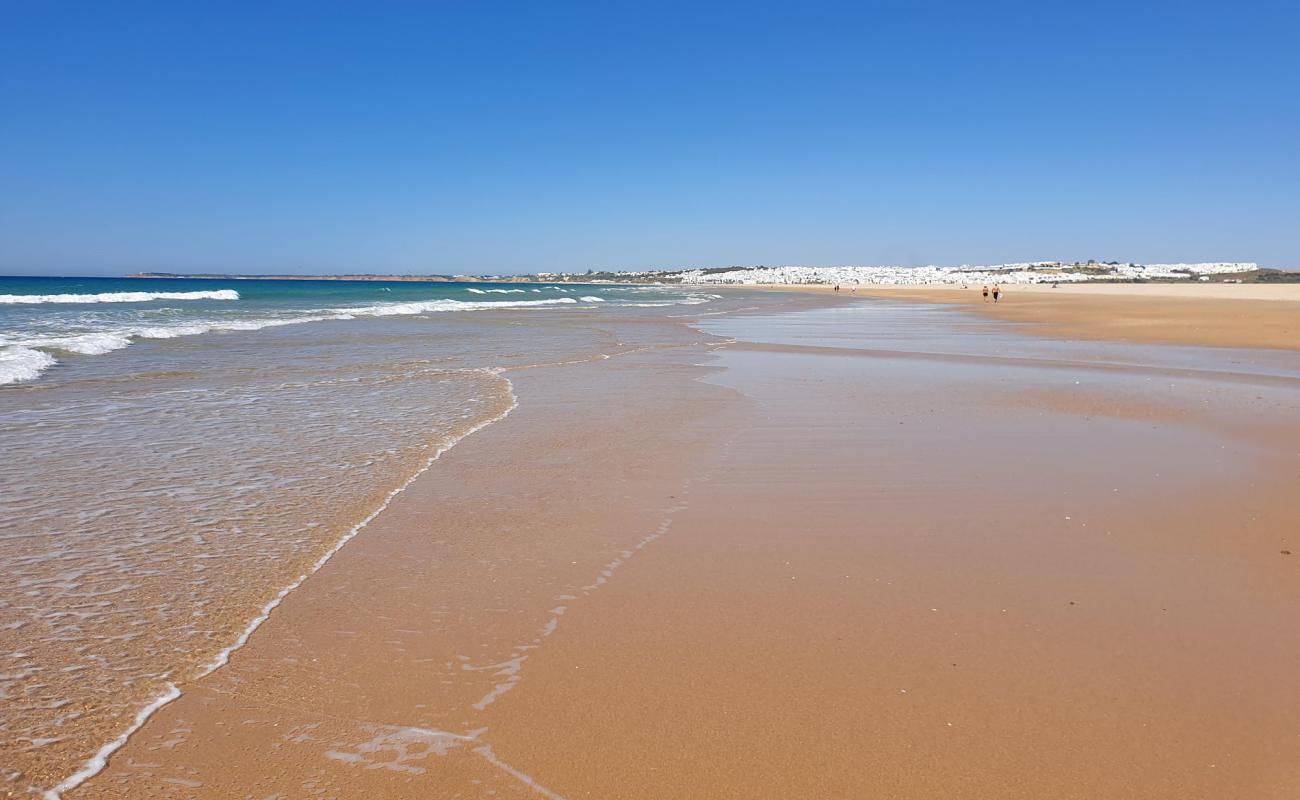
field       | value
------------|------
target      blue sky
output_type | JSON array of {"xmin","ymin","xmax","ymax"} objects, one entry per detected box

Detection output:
[{"xmin": 2, "ymin": 0, "xmax": 1297, "ymax": 275}]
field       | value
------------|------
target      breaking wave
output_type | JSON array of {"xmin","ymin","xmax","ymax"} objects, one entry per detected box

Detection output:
[
  {"xmin": 0, "ymin": 290, "xmax": 240, "ymax": 305},
  {"xmin": 0, "ymin": 346, "xmax": 57, "ymax": 385},
  {"xmin": 0, "ymin": 297, "xmax": 581, "ymax": 385}
]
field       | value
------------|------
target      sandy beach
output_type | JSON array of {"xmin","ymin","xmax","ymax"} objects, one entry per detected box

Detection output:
[
  {"xmin": 59, "ymin": 289, "xmax": 1300, "ymax": 799},
  {"xmin": 766, "ymin": 282, "xmax": 1300, "ymax": 351},
  {"xmin": 9, "ymin": 3, "xmax": 1299, "ymax": 797}
]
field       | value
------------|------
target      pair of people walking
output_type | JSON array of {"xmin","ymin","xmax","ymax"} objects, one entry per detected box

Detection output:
[{"xmin": 981, "ymin": 284, "xmax": 1001, "ymax": 303}]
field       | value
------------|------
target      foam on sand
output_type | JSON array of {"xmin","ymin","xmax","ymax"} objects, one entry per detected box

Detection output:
[
  {"xmin": 42, "ymin": 685, "xmax": 182, "ymax": 800},
  {"xmin": 0, "ymin": 290, "xmax": 240, "ymax": 304},
  {"xmin": 42, "ymin": 369, "xmax": 521, "ymax": 799}
]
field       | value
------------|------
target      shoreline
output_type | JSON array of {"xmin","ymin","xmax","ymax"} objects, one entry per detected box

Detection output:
[
  {"xmin": 43, "ymin": 370, "xmax": 522, "ymax": 800},
  {"xmin": 0, "ymin": 287, "xmax": 790, "ymax": 798},
  {"xmin": 73, "ymin": 315, "xmax": 749, "ymax": 797},
  {"xmin": 65, "ymin": 292, "xmax": 1300, "ymax": 798}
]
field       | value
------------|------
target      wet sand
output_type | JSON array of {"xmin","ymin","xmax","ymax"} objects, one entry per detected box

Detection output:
[
  {"xmin": 71, "ymin": 296, "xmax": 1300, "ymax": 798},
  {"xmin": 760, "ymin": 283, "xmax": 1300, "ymax": 351}
]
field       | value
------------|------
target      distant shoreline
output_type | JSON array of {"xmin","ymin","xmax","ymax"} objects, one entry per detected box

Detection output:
[
  {"xmin": 126, "ymin": 273, "xmax": 468, "ymax": 282},
  {"xmin": 125, "ymin": 266, "xmax": 1300, "ymax": 286},
  {"xmin": 836, "ymin": 282, "xmax": 1300, "ymax": 351},
  {"xmin": 122, "ymin": 272, "xmax": 641, "ymax": 284}
]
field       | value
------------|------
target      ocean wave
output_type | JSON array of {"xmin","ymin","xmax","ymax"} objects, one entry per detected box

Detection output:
[
  {"xmin": 31, "ymin": 333, "xmax": 135, "ymax": 355},
  {"xmin": 467, "ymin": 288, "xmax": 526, "ymax": 294},
  {"xmin": 345, "ymin": 297, "xmax": 577, "ymax": 316},
  {"xmin": 0, "ymin": 346, "xmax": 58, "ymax": 385},
  {"xmin": 0, "ymin": 290, "xmax": 240, "ymax": 305},
  {"xmin": 1, "ymin": 291, "xmax": 728, "ymax": 387},
  {"xmin": 1, "ymin": 297, "xmax": 583, "ymax": 385},
  {"xmin": 620, "ymin": 297, "xmax": 714, "ymax": 307}
]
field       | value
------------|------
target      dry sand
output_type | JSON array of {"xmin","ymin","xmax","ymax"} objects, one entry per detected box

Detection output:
[
  {"xmin": 755, "ymin": 282, "xmax": 1300, "ymax": 351},
  {"xmin": 70, "ymin": 293, "xmax": 1300, "ymax": 799}
]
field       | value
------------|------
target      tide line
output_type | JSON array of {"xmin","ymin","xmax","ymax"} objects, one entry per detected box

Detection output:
[
  {"xmin": 42, "ymin": 368, "xmax": 520, "ymax": 800},
  {"xmin": 474, "ymin": 744, "xmax": 571, "ymax": 800}
]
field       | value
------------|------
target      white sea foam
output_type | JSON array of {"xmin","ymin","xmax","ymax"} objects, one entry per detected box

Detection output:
[
  {"xmin": 0, "ymin": 346, "xmax": 58, "ymax": 384},
  {"xmin": 1, "ymin": 291, "xmax": 717, "ymax": 387},
  {"xmin": 0, "ymin": 290, "xmax": 239, "ymax": 305},
  {"xmin": 43, "ymin": 370, "xmax": 521, "ymax": 798},
  {"xmin": 43, "ymin": 684, "xmax": 182, "ymax": 800},
  {"xmin": 1, "ymin": 297, "xmax": 581, "ymax": 385},
  {"xmin": 32, "ymin": 333, "xmax": 134, "ymax": 355},
  {"xmin": 344, "ymin": 297, "xmax": 577, "ymax": 316},
  {"xmin": 615, "ymin": 294, "xmax": 716, "ymax": 308},
  {"xmin": 474, "ymin": 745, "xmax": 570, "ymax": 800}
]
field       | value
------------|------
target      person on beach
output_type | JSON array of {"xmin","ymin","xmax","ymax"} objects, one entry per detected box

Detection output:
[
  {"xmin": 992, "ymin": 284, "xmax": 1001, "ymax": 302},
  {"xmin": 982, "ymin": 286, "xmax": 989, "ymax": 302}
]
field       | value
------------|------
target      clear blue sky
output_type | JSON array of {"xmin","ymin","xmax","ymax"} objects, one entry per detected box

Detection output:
[{"xmin": 2, "ymin": 1, "xmax": 1297, "ymax": 275}]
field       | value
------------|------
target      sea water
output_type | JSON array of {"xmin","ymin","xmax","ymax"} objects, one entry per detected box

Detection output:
[{"xmin": 0, "ymin": 276, "xmax": 736, "ymax": 796}]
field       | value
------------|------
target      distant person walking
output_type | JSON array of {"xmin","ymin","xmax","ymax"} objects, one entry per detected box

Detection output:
[
  {"xmin": 981, "ymin": 286, "xmax": 989, "ymax": 302},
  {"xmin": 992, "ymin": 284, "xmax": 1001, "ymax": 303}
]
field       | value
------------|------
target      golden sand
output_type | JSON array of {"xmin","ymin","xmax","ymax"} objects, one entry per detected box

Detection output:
[
  {"xmin": 768, "ymin": 282, "xmax": 1300, "ymax": 350},
  {"xmin": 70, "ymin": 293, "xmax": 1300, "ymax": 799}
]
